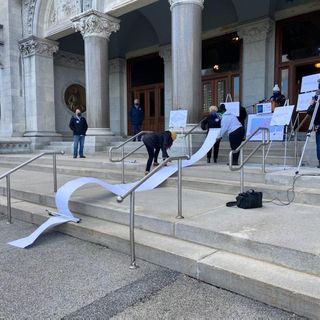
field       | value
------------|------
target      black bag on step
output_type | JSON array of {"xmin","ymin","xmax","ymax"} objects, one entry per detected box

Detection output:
[{"xmin": 235, "ymin": 189, "xmax": 263, "ymax": 209}]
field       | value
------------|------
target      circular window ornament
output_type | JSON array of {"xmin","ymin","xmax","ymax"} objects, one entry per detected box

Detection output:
[{"xmin": 64, "ymin": 84, "xmax": 86, "ymax": 113}]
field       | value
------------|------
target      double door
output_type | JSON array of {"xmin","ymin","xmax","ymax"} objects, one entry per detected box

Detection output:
[{"xmin": 129, "ymin": 85, "xmax": 164, "ymax": 134}]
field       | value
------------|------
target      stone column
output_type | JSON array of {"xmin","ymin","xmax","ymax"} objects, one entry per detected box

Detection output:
[
  {"xmin": 169, "ymin": 0, "xmax": 203, "ymax": 123},
  {"xmin": 72, "ymin": 10, "xmax": 119, "ymax": 145},
  {"xmin": 19, "ymin": 36, "xmax": 61, "ymax": 148},
  {"xmin": 109, "ymin": 58, "xmax": 126, "ymax": 135},
  {"xmin": 238, "ymin": 19, "xmax": 274, "ymax": 108},
  {"xmin": 159, "ymin": 45, "xmax": 172, "ymax": 129}
]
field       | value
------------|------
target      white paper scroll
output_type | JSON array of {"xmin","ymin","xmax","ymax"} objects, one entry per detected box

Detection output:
[
  {"xmin": 296, "ymin": 91, "xmax": 316, "ymax": 111},
  {"xmin": 270, "ymin": 105, "xmax": 294, "ymax": 126},
  {"xmin": 301, "ymin": 73, "xmax": 320, "ymax": 93},
  {"xmin": 9, "ymin": 129, "xmax": 221, "ymax": 248},
  {"xmin": 221, "ymin": 102, "xmax": 240, "ymax": 116}
]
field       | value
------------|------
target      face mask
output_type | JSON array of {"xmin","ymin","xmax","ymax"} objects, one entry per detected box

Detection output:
[{"xmin": 76, "ymin": 113, "xmax": 81, "ymax": 117}]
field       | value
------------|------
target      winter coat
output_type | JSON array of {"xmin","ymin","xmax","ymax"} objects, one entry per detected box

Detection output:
[
  {"xmin": 201, "ymin": 112, "xmax": 221, "ymax": 132},
  {"xmin": 143, "ymin": 131, "xmax": 173, "ymax": 158},
  {"xmin": 69, "ymin": 116, "xmax": 88, "ymax": 136},
  {"xmin": 129, "ymin": 105, "xmax": 144, "ymax": 125}
]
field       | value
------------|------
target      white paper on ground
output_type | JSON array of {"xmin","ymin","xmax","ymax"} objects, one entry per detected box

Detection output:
[
  {"xmin": 8, "ymin": 214, "xmax": 80, "ymax": 248},
  {"xmin": 9, "ymin": 129, "xmax": 220, "ymax": 248}
]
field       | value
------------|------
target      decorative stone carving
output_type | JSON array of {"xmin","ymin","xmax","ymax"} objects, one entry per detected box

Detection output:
[
  {"xmin": 23, "ymin": 0, "xmax": 37, "ymax": 36},
  {"xmin": 238, "ymin": 20, "xmax": 273, "ymax": 44},
  {"xmin": 159, "ymin": 45, "xmax": 171, "ymax": 62},
  {"xmin": 19, "ymin": 36, "xmax": 59, "ymax": 58},
  {"xmin": 72, "ymin": 9, "xmax": 120, "ymax": 39},
  {"xmin": 169, "ymin": 0, "xmax": 204, "ymax": 9},
  {"xmin": 109, "ymin": 58, "xmax": 125, "ymax": 74},
  {"xmin": 54, "ymin": 50, "xmax": 84, "ymax": 68},
  {"xmin": 49, "ymin": 0, "xmax": 81, "ymax": 27}
]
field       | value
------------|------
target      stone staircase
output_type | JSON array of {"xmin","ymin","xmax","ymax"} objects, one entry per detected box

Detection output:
[{"xmin": 0, "ymin": 151, "xmax": 319, "ymax": 319}]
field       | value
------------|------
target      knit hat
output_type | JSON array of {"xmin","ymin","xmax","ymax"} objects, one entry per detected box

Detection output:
[
  {"xmin": 273, "ymin": 84, "xmax": 280, "ymax": 92},
  {"xmin": 171, "ymin": 131, "xmax": 177, "ymax": 141}
]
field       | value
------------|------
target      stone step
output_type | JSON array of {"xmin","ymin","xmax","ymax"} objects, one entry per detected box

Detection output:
[
  {"xmin": 2, "ymin": 199, "xmax": 319, "ymax": 320},
  {"xmin": 1, "ymin": 182, "xmax": 320, "ymax": 277}
]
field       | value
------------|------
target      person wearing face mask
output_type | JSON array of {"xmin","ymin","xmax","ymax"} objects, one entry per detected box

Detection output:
[
  {"xmin": 270, "ymin": 84, "xmax": 286, "ymax": 108},
  {"xmin": 69, "ymin": 108, "xmax": 88, "ymax": 158},
  {"xmin": 129, "ymin": 98, "xmax": 144, "ymax": 141}
]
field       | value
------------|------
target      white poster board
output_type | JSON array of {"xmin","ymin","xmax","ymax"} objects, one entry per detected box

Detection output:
[
  {"xmin": 246, "ymin": 114, "xmax": 284, "ymax": 141},
  {"xmin": 256, "ymin": 102, "xmax": 272, "ymax": 114},
  {"xmin": 169, "ymin": 110, "xmax": 188, "ymax": 129},
  {"xmin": 296, "ymin": 91, "xmax": 316, "ymax": 111},
  {"xmin": 221, "ymin": 102, "xmax": 239, "ymax": 116},
  {"xmin": 301, "ymin": 73, "xmax": 320, "ymax": 93},
  {"xmin": 270, "ymin": 105, "xmax": 294, "ymax": 126}
]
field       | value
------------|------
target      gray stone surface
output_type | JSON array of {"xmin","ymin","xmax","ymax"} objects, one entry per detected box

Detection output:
[{"xmin": 0, "ymin": 217, "xmax": 303, "ymax": 320}]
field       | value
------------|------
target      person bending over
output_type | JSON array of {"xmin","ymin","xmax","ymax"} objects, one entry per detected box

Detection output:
[
  {"xmin": 216, "ymin": 104, "xmax": 245, "ymax": 166},
  {"xmin": 143, "ymin": 131, "xmax": 177, "ymax": 175}
]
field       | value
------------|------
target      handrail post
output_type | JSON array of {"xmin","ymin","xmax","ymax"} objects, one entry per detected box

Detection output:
[
  {"xmin": 240, "ymin": 149, "xmax": 244, "ymax": 193},
  {"xmin": 176, "ymin": 158, "xmax": 184, "ymax": 219},
  {"xmin": 53, "ymin": 153, "xmax": 57, "ymax": 193},
  {"xmin": 129, "ymin": 191, "xmax": 138, "ymax": 269},
  {"xmin": 262, "ymin": 129, "xmax": 266, "ymax": 173},
  {"xmin": 121, "ymin": 147, "xmax": 125, "ymax": 183},
  {"xmin": 6, "ymin": 175, "xmax": 12, "ymax": 224}
]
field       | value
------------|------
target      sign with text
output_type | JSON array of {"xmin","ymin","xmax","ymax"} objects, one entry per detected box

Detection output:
[
  {"xmin": 256, "ymin": 102, "xmax": 272, "ymax": 114},
  {"xmin": 247, "ymin": 114, "xmax": 284, "ymax": 141},
  {"xmin": 270, "ymin": 105, "xmax": 294, "ymax": 126},
  {"xmin": 169, "ymin": 110, "xmax": 188, "ymax": 129},
  {"xmin": 301, "ymin": 73, "xmax": 320, "ymax": 93},
  {"xmin": 296, "ymin": 91, "xmax": 316, "ymax": 111},
  {"xmin": 221, "ymin": 102, "xmax": 240, "ymax": 116}
]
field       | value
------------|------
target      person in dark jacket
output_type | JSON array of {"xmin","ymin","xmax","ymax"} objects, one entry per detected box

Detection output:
[
  {"xmin": 270, "ymin": 84, "xmax": 286, "ymax": 107},
  {"xmin": 69, "ymin": 108, "xmax": 88, "ymax": 158},
  {"xmin": 129, "ymin": 99, "xmax": 144, "ymax": 141},
  {"xmin": 237, "ymin": 105, "xmax": 248, "ymax": 128},
  {"xmin": 143, "ymin": 131, "xmax": 177, "ymax": 175},
  {"xmin": 307, "ymin": 96, "xmax": 320, "ymax": 168},
  {"xmin": 201, "ymin": 105, "xmax": 221, "ymax": 163}
]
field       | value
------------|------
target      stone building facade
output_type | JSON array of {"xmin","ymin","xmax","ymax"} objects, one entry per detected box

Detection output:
[{"xmin": 0, "ymin": 0, "xmax": 320, "ymax": 151}]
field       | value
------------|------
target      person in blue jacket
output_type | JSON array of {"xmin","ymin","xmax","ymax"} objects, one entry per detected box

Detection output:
[
  {"xmin": 201, "ymin": 105, "xmax": 221, "ymax": 163},
  {"xmin": 129, "ymin": 98, "xmax": 144, "ymax": 141},
  {"xmin": 69, "ymin": 108, "xmax": 88, "ymax": 158},
  {"xmin": 143, "ymin": 131, "xmax": 177, "ymax": 175}
]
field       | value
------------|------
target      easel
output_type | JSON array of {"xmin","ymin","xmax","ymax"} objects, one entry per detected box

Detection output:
[
  {"xmin": 296, "ymin": 92, "xmax": 320, "ymax": 174},
  {"xmin": 225, "ymin": 93, "xmax": 233, "ymax": 102}
]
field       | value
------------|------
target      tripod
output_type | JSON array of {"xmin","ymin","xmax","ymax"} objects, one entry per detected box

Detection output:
[{"xmin": 295, "ymin": 90, "xmax": 320, "ymax": 174}]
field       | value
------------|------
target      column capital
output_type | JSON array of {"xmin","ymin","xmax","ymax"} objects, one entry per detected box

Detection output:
[
  {"xmin": 19, "ymin": 36, "xmax": 59, "ymax": 58},
  {"xmin": 72, "ymin": 9, "xmax": 120, "ymax": 40},
  {"xmin": 169, "ymin": 0, "xmax": 204, "ymax": 10},
  {"xmin": 238, "ymin": 19, "xmax": 274, "ymax": 44},
  {"xmin": 159, "ymin": 45, "xmax": 171, "ymax": 62}
]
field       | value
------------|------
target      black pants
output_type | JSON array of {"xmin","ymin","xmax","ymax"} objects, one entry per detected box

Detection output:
[
  {"xmin": 207, "ymin": 139, "xmax": 220, "ymax": 162},
  {"xmin": 144, "ymin": 144, "xmax": 160, "ymax": 172},
  {"xmin": 229, "ymin": 126, "xmax": 245, "ymax": 164}
]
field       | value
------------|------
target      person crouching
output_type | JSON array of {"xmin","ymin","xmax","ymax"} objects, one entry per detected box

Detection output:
[{"xmin": 143, "ymin": 131, "xmax": 177, "ymax": 175}]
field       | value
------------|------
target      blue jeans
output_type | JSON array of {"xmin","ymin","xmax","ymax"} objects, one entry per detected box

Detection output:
[
  {"xmin": 316, "ymin": 131, "xmax": 320, "ymax": 161},
  {"xmin": 73, "ymin": 135, "xmax": 85, "ymax": 157}
]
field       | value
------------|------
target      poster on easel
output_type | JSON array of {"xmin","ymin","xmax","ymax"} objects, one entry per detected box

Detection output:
[
  {"xmin": 270, "ymin": 105, "xmax": 294, "ymax": 126},
  {"xmin": 255, "ymin": 102, "xmax": 272, "ymax": 114},
  {"xmin": 246, "ymin": 114, "xmax": 284, "ymax": 141},
  {"xmin": 220, "ymin": 102, "xmax": 240, "ymax": 116},
  {"xmin": 300, "ymin": 73, "xmax": 320, "ymax": 93},
  {"xmin": 296, "ymin": 91, "xmax": 317, "ymax": 111},
  {"xmin": 169, "ymin": 110, "xmax": 188, "ymax": 129}
]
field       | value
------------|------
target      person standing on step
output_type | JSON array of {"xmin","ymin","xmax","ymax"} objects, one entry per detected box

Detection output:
[
  {"xmin": 307, "ymin": 96, "xmax": 320, "ymax": 168},
  {"xmin": 69, "ymin": 108, "xmax": 88, "ymax": 159},
  {"xmin": 142, "ymin": 131, "xmax": 177, "ymax": 175},
  {"xmin": 129, "ymin": 98, "xmax": 144, "ymax": 141},
  {"xmin": 216, "ymin": 104, "xmax": 245, "ymax": 166},
  {"xmin": 201, "ymin": 105, "xmax": 221, "ymax": 163}
]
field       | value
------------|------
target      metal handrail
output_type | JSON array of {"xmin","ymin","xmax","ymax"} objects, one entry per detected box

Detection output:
[
  {"xmin": 0, "ymin": 151, "xmax": 65, "ymax": 224},
  {"xmin": 109, "ymin": 131, "xmax": 153, "ymax": 183},
  {"xmin": 228, "ymin": 127, "xmax": 270, "ymax": 193},
  {"xmin": 116, "ymin": 155, "xmax": 190, "ymax": 269}
]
